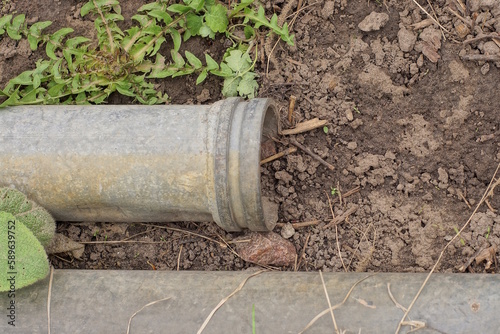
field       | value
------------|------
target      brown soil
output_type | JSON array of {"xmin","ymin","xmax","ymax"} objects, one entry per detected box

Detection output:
[{"xmin": 2, "ymin": 0, "xmax": 500, "ymax": 273}]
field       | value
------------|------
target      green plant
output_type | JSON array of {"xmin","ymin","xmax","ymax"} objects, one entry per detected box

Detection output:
[
  {"xmin": 252, "ymin": 304, "xmax": 256, "ymax": 334},
  {"xmin": 0, "ymin": 188, "xmax": 56, "ymax": 292},
  {"xmin": 485, "ymin": 226, "xmax": 491, "ymax": 239},
  {"xmin": 323, "ymin": 126, "xmax": 328, "ymax": 134},
  {"xmin": 330, "ymin": 187, "xmax": 337, "ymax": 196},
  {"xmin": 453, "ymin": 226, "xmax": 465, "ymax": 246},
  {"xmin": 0, "ymin": 0, "xmax": 293, "ymax": 107}
]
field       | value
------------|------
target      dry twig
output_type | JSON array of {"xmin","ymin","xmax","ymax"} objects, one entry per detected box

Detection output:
[
  {"xmin": 324, "ymin": 206, "xmax": 358, "ymax": 229},
  {"xmin": 126, "ymin": 297, "xmax": 172, "ymax": 334},
  {"xmin": 297, "ymin": 232, "xmax": 311, "ymax": 270},
  {"xmin": 299, "ymin": 274, "xmax": 376, "ymax": 333},
  {"xmin": 319, "ymin": 270, "xmax": 338, "ymax": 333},
  {"xmin": 395, "ymin": 162, "xmax": 500, "ymax": 334},
  {"xmin": 47, "ymin": 266, "xmax": 54, "ymax": 334},
  {"xmin": 260, "ymin": 147, "xmax": 297, "ymax": 165},
  {"xmin": 411, "ymin": 0, "xmax": 450, "ymax": 35},
  {"xmin": 144, "ymin": 223, "xmax": 226, "ymax": 248},
  {"xmin": 289, "ymin": 138, "xmax": 335, "ymax": 171},
  {"xmin": 176, "ymin": 245, "xmax": 183, "ymax": 271},
  {"xmin": 288, "ymin": 95, "xmax": 297, "ymax": 124},
  {"xmin": 197, "ymin": 270, "xmax": 267, "ymax": 334},
  {"xmin": 461, "ymin": 54, "xmax": 500, "ymax": 62}
]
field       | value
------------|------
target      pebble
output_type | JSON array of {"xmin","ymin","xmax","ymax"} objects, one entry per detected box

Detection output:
[
  {"xmin": 358, "ymin": 12, "xmax": 390, "ymax": 32},
  {"xmin": 397, "ymin": 27, "xmax": 417, "ymax": 52},
  {"xmin": 281, "ymin": 223, "xmax": 295, "ymax": 239},
  {"xmin": 481, "ymin": 63, "xmax": 490, "ymax": 75}
]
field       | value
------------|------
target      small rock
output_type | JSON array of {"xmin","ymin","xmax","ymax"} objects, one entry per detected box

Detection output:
[
  {"xmin": 321, "ymin": 1, "xmax": 335, "ymax": 19},
  {"xmin": 345, "ymin": 107, "xmax": 354, "ymax": 121},
  {"xmin": 448, "ymin": 60, "xmax": 469, "ymax": 82},
  {"xmin": 358, "ymin": 12, "xmax": 390, "ymax": 32},
  {"xmin": 281, "ymin": 223, "xmax": 295, "ymax": 239},
  {"xmin": 236, "ymin": 232, "xmax": 297, "ymax": 266},
  {"xmin": 483, "ymin": 41, "xmax": 500, "ymax": 55},
  {"xmin": 347, "ymin": 141, "xmax": 358, "ymax": 150},
  {"xmin": 397, "ymin": 27, "xmax": 416, "ymax": 52},
  {"xmin": 275, "ymin": 170, "xmax": 293, "ymax": 184},
  {"xmin": 454, "ymin": 22, "xmax": 470, "ymax": 39},
  {"xmin": 417, "ymin": 54, "xmax": 424, "ymax": 67},
  {"xmin": 196, "ymin": 88, "xmax": 211, "ymax": 103},
  {"xmin": 481, "ymin": 63, "xmax": 490, "ymax": 75},
  {"xmin": 438, "ymin": 167, "xmax": 449, "ymax": 184}
]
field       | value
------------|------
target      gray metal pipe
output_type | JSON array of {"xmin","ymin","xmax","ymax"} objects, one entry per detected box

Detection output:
[
  {"xmin": 1, "ymin": 270, "xmax": 499, "ymax": 333},
  {"xmin": 0, "ymin": 98, "xmax": 279, "ymax": 231}
]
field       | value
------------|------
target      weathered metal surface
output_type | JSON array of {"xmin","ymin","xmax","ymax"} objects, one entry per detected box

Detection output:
[{"xmin": 0, "ymin": 98, "xmax": 278, "ymax": 231}]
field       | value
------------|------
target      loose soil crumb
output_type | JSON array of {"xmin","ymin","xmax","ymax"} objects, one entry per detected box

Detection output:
[{"xmin": 2, "ymin": 0, "xmax": 500, "ymax": 274}]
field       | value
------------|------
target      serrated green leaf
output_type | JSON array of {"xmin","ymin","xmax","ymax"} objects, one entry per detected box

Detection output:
[
  {"xmin": 167, "ymin": 4, "xmax": 192, "ymax": 14},
  {"xmin": 185, "ymin": 51, "xmax": 202, "ymax": 69},
  {"xmin": 27, "ymin": 35, "xmax": 38, "ymax": 50},
  {"xmin": 9, "ymin": 70, "xmax": 33, "ymax": 86},
  {"xmin": 138, "ymin": 2, "xmax": 162, "ymax": 12},
  {"xmin": 151, "ymin": 36, "xmax": 165, "ymax": 56},
  {"xmin": 224, "ymin": 49, "xmax": 252, "ymax": 73},
  {"xmin": 237, "ymin": 72, "xmax": 258, "ymax": 98},
  {"xmin": 199, "ymin": 24, "xmax": 215, "ymax": 38},
  {"xmin": 205, "ymin": 4, "xmax": 228, "ymax": 33},
  {"xmin": 169, "ymin": 28, "xmax": 181, "ymax": 52},
  {"xmin": 80, "ymin": 2, "xmax": 95, "ymax": 16},
  {"xmin": 172, "ymin": 68, "xmax": 195, "ymax": 78},
  {"xmin": 205, "ymin": 54, "xmax": 219, "ymax": 70},
  {"xmin": 244, "ymin": 25, "xmax": 255, "ymax": 39},
  {"xmin": 222, "ymin": 76, "xmax": 240, "ymax": 97},
  {"xmin": 0, "ymin": 15, "xmax": 12, "ymax": 30},
  {"xmin": 188, "ymin": 0, "xmax": 204, "ymax": 11},
  {"xmin": 186, "ymin": 13, "xmax": 202, "ymax": 36},
  {"xmin": 196, "ymin": 69, "xmax": 208, "ymax": 85},
  {"xmin": 171, "ymin": 50, "xmax": 185, "ymax": 67},
  {"xmin": 148, "ymin": 10, "xmax": 172, "ymax": 24},
  {"xmin": 50, "ymin": 27, "xmax": 74, "ymax": 42},
  {"xmin": 131, "ymin": 14, "xmax": 149, "ymax": 25},
  {"xmin": 116, "ymin": 84, "xmax": 136, "ymax": 97},
  {"xmin": 65, "ymin": 37, "xmax": 90, "ymax": 50},
  {"xmin": 46, "ymin": 42, "xmax": 57, "ymax": 60}
]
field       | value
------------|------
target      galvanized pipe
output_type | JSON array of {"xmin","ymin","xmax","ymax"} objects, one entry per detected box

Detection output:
[{"xmin": 0, "ymin": 98, "xmax": 279, "ymax": 231}]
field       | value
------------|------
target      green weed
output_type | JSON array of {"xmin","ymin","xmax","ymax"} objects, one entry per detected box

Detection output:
[{"xmin": 0, "ymin": 0, "xmax": 293, "ymax": 107}]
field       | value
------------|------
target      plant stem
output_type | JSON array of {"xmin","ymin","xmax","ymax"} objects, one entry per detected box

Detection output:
[{"xmin": 93, "ymin": 0, "xmax": 115, "ymax": 54}]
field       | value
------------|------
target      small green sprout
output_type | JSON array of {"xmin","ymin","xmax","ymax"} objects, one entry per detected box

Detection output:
[
  {"xmin": 323, "ymin": 126, "xmax": 328, "ymax": 134},
  {"xmin": 353, "ymin": 106, "xmax": 360, "ymax": 114},
  {"xmin": 485, "ymin": 226, "xmax": 491, "ymax": 239},
  {"xmin": 453, "ymin": 227, "xmax": 465, "ymax": 246},
  {"xmin": 330, "ymin": 187, "xmax": 338, "ymax": 196}
]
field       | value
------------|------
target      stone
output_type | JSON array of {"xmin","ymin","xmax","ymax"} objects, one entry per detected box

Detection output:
[
  {"xmin": 358, "ymin": 12, "xmax": 389, "ymax": 32},
  {"xmin": 398, "ymin": 27, "xmax": 416, "ymax": 52},
  {"xmin": 236, "ymin": 232, "xmax": 297, "ymax": 266},
  {"xmin": 281, "ymin": 223, "xmax": 295, "ymax": 239}
]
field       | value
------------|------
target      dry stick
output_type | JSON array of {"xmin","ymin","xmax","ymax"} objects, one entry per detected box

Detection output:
[
  {"xmin": 260, "ymin": 146, "xmax": 297, "ymax": 165},
  {"xmin": 299, "ymin": 274, "xmax": 376, "ymax": 334},
  {"xmin": 411, "ymin": 0, "xmax": 449, "ymax": 35},
  {"xmin": 461, "ymin": 54, "xmax": 500, "ymax": 62},
  {"xmin": 197, "ymin": 270, "xmax": 267, "ymax": 334},
  {"xmin": 176, "ymin": 245, "xmax": 183, "ymax": 271},
  {"xmin": 81, "ymin": 240, "xmax": 166, "ymax": 244},
  {"xmin": 458, "ymin": 190, "xmax": 472, "ymax": 209},
  {"xmin": 297, "ymin": 232, "xmax": 311, "ymax": 270},
  {"xmin": 288, "ymin": 95, "xmax": 297, "ymax": 124},
  {"xmin": 324, "ymin": 206, "xmax": 358, "ymax": 229},
  {"xmin": 326, "ymin": 192, "xmax": 347, "ymax": 272},
  {"xmin": 319, "ymin": 270, "xmax": 338, "ymax": 333},
  {"xmin": 425, "ymin": 0, "xmax": 444, "ymax": 39},
  {"xmin": 463, "ymin": 33, "xmax": 500, "ymax": 45},
  {"xmin": 289, "ymin": 138, "xmax": 335, "ymax": 171},
  {"xmin": 387, "ymin": 284, "xmax": 426, "ymax": 331},
  {"xmin": 126, "ymin": 297, "xmax": 172, "ymax": 334},
  {"xmin": 395, "ymin": 162, "xmax": 500, "ymax": 334},
  {"xmin": 122, "ymin": 228, "xmax": 159, "ymax": 241},
  {"xmin": 47, "ymin": 266, "xmax": 54, "ymax": 334},
  {"xmin": 446, "ymin": 6, "xmax": 470, "ymax": 26},
  {"xmin": 144, "ymin": 223, "xmax": 226, "ymax": 248}
]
